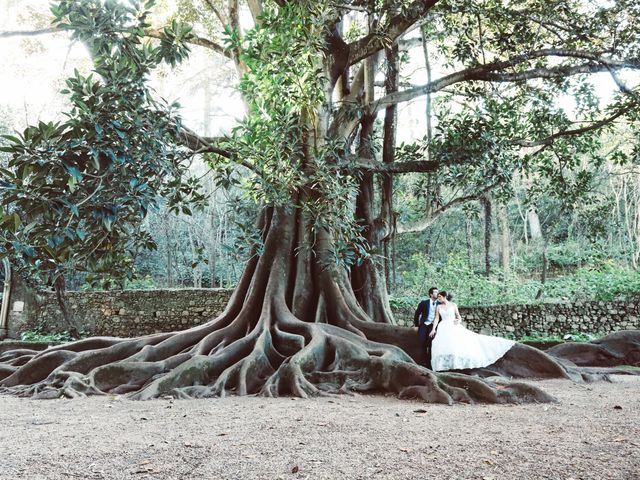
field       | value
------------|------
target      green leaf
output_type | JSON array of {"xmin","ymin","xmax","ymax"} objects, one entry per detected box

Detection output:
[
  {"xmin": 67, "ymin": 201, "xmax": 79, "ymax": 217},
  {"xmin": 12, "ymin": 213, "xmax": 21, "ymax": 232},
  {"xmin": 66, "ymin": 166, "xmax": 83, "ymax": 181},
  {"xmin": 0, "ymin": 134, "xmax": 22, "ymax": 145}
]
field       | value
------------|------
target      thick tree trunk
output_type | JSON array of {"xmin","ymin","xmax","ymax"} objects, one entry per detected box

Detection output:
[
  {"xmin": 352, "ymin": 172, "xmax": 395, "ymax": 323},
  {"xmin": 381, "ymin": 43, "xmax": 398, "ymax": 292},
  {"xmin": 350, "ymin": 53, "xmax": 395, "ymax": 324}
]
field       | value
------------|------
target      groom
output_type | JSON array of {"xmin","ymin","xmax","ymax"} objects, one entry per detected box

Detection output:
[{"xmin": 413, "ymin": 287, "xmax": 439, "ymax": 368}]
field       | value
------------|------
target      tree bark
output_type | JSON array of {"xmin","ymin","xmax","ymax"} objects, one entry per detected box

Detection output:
[
  {"xmin": 381, "ymin": 42, "xmax": 399, "ymax": 292},
  {"xmin": 535, "ymin": 241, "xmax": 549, "ymax": 300},
  {"xmin": 349, "ymin": 51, "xmax": 395, "ymax": 324},
  {"xmin": 464, "ymin": 212, "xmax": 474, "ymax": 267},
  {"xmin": 497, "ymin": 202, "xmax": 510, "ymax": 273},
  {"xmin": 188, "ymin": 225, "xmax": 202, "ymax": 288},
  {"xmin": 481, "ymin": 196, "xmax": 492, "ymax": 277},
  {"xmin": 421, "ymin": 23, "xmax": 440, "ymax": 220},
  {"xmin": 53, "ymin": 275, "xmax": 80, "ymax": 339}
]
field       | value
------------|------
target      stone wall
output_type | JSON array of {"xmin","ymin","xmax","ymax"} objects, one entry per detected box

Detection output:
[
  {"xmin": 393, "ymin": 298, "xmax": 640, "ymax": 338},
  {"xmin": 10, "ymin": 289, "xmax": 232, "ymax": 338},
  {"xmin": 5, "ymin": 287, "xmax": 639, "ymax": 339}
]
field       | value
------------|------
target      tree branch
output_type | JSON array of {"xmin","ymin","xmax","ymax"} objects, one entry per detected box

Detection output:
[
  {"xmin": 354, "ymin": 109, "xmax": 628, "ymax": 177},
  {"xmin": 606, "ymin": 67, "xmax": 640, "ymax": 103},
  {"xmin": 141, "ymin": 28, "xmax": 230, "ymax": 58},
  {"xmin": 179, "ymin": 127, "xmax": 230, "ymax": 158},
  {"xmin": 371, "ymin": 49, "xmax": 640, "ymax": 111},
  {"xmin": 0, "ymin": 27, "xmax": 59, "ymax": 38},
  {"xmin": 179, "ymin": 127, "xmax": 261, "ymax": 175},
  {"xmin": 346, "ymin": 0, "xmax": 440, "ymax": 67},
  {"xmin": 246, "ymin": 0, "xmax": 264, "ymax": 25},
  {"xmin": 0, "ymin": 26, "xmax": 231, "ymax": 59},
  {"xmin": 352, "ymin": 157, "xmax": 461, "ymax": 174},
  {"xmin": 511, "ymin": 108, "xmax": 631, "ymax": 148},
  {"xmin": 204, "ymin": 0, "xmax": 228, "ymax": 25},
  {"xmin": 225, "ymin": 0, "xmax": 249, "ymax": 76},
  {"xmin": 397, "ymin": 182, "xmax": 500, "ymax": 234}
]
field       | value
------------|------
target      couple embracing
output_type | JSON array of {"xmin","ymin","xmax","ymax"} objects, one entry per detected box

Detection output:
[{"xmin": 413, "ymin": 287, "xmax": 515, "ymax": 372}]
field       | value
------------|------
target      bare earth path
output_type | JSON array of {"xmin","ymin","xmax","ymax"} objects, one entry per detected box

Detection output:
[{"xmin": 0, "ymin": 376, "xmax": 638, "ymax": 480}]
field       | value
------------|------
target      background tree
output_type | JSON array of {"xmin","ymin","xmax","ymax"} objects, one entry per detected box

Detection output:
[{"xmin": 0, "ymin": 0, "xmax": 205, "ymax": 333}]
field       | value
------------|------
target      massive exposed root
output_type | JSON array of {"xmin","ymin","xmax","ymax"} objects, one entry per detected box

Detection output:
[
  {"xmin": 547, "ymin": 330, "xmax": 640, "ymax": 368},
  {"xmin": 0, "ymin": 207, "xmax": 608, "ymax": 404},
  {"xmin": 0, "ymin": 308, "xmax": 558, "ymax": 404},
  {"xmin": 2, "ymin": 301, "xmax": 634, "ymax": 402}
]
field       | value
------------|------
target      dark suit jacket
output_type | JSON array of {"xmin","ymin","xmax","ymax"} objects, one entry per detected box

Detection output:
[
  {"xmin": 414, "ymin": 299, "xmax": 439, "ymax": 343},
  {"xmin": 413, "ymin": 299, "xmax": 439, "ymax": 326}
]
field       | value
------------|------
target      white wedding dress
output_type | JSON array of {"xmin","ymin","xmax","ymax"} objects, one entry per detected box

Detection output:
[{"xmin": 431, "ymin": 304, "xmax": 515, "ymax": 372}]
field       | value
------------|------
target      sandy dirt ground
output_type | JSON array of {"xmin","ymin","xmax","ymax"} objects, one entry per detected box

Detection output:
[{"xmin": 0, "ymin": 376, "xmax": 638, "ymax": 480}]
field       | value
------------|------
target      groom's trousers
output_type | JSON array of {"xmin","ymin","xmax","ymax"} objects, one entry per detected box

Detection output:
[{"xmin": 418, "ymin": 323, "xmax": 435, "ymax": 369}]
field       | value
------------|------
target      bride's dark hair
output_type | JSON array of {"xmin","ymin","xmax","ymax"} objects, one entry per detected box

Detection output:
[{"xmin": 439, "ymin": 291, "xmax": 453, "ymax": 301}]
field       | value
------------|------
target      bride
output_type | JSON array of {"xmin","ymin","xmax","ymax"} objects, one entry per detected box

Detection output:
[{"xmin": 429, "ymin": 291, "xmax": 514, "ymax": 372}]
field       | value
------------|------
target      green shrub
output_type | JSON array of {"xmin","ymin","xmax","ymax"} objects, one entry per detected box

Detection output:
[
  {"xmin": 20, "ymin": 328, "xmax": 78, "ymax": 343},
  {"xmin": 124, "ymin": 275, "xmax": 158, "ymax": 290},
  {"xmin": 395, "ymin": 252, "xmax": 540, "ymax": 306},
  {"xmin": 393, "ymin": 252, "xmax": 640, "ymax": 306},
  {"xmin": 544, "ymin": 262, "xmax": 640, "ymax": 301},
  {"xmin": 388, "ymin": 295, "xmax": 420, "ymax": 310}
]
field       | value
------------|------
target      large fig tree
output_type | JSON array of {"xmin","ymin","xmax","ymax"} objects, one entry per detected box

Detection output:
[{"xmin": 1, "ymin": 0, "xmax": 639, "ymax": 403}]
